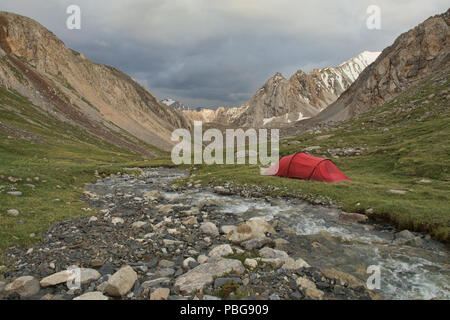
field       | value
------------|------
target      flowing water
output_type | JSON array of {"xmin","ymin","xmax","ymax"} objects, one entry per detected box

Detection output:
[{"xmin": 91, "ymin": 168, "xmax": 450, "ymax": 300}]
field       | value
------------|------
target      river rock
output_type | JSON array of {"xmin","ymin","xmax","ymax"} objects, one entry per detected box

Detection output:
[
  {"xmin": 197, "ymin": 255, "xmax": 209, "ymax": 264},
  {"xmin": 338, "ymin": 212, "xmax": 368, "ymax": 224},
  {"xmin": 141, "ymin": 278, "xmax": 171, "ymax": 289},
  {"xmin": 131, "ymin": 221, "xmax": 147, "ymax": 228},
  {"xmin": 183, "ymin": 257, "xmax": 197, "ymax": 269},
  {"xmin": 321, "ymin": 268, "xmax": 365, "ymax": 289},
  {"xmin": 4, "ymin": 276, "xmax": 40, "ymax": 297},
  {"xmin": 182, "ymin": 216, "xmax": 198, "ymax": 226},
  {"xmin": 227, "ymin": 218, "xmax": 276, "ymax": 243},
  {"xmin": 220, "ymin": 225, "xmax": 236, "ymax": 235},
  {"xmin": 395, "ymin": 230, "xmax": 416, "ymax": 240},
  {"xmin": 200, "ymin": 222, "xmax": 219, "ymax": 237},
  {"xmin": 259, "ymin": 258, "xmax": 284, "ymax": 268},
  {"xmin": 174, "ymin": 259, "xmax": 245, "ymax": 295},
  {"xmin": 213, "ymin": 186, "xmax": 232, "ymax": 195},
  {"xmin": 258, "ymin": 247, "xmax": 289, "ymax": 262},
  {"xmin": 244, "ymin": 258, "xmax": 258, "ymax": 269},
  {"xmin": 73, "ymin": 291, "xmax": 109, "ymax": 300},
  {"xmin": 143, "ymin": 190, "xmax": 164, "ymax": 201},
  {"xmin": 296, "ymin": 276, "xmax": 324, "ymax": 300},
  {"xmin": 150, "ymin": 288, "xmax": 170, "ymax": 300},
  {"xmin": 111, "ymin": 217, "xmax": 124, "ymax": 225},
  {"xmin": 282, "ymin": 257, "xmax": 310, "ymax": 270},
  {"xmin": 208, "ymin": 244, "xmax": 233, "ymax": 257},
  {"xmin": 40, "ymin": 268, "xmax": 101, "ymax": 287},
  {"xmin": 241, "ymin": 237, "xmax": 274, "ymax": 250},
  {"xmin": 105, "ymin": 266, "xmax": 137, "ymax": 297}
]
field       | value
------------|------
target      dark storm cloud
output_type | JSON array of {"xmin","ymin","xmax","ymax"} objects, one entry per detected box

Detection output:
[{"xmin": 0, "ymin": 0, "xmax": 448, "ymax": 107}]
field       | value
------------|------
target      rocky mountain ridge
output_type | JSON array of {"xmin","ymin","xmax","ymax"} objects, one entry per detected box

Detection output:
[
  {"xmin": 183, "ymin": 51, "xmax": 379, "ymax": 127},
  {"xmin": 311, "ymin": 9, "xmax": 450, "ymax": 124},
  {"xmin": 0, "ymin": 11, "xmax": 190, "ymax": 154}
]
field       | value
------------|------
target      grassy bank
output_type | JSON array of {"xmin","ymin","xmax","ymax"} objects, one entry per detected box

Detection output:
[
  {"xmin": 177, "ymin": 72, "xmax": 450, "ymax": 242},
  {"xmin": 0, "ymin": 87, "xmax": 168, "ymax": 261}
]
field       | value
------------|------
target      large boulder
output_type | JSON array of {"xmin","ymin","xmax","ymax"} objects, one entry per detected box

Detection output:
[
  {"xmin": 174, "ymin": 259, "xmax": 245, "ymax": 295},
  {"xmin": 105, "ymin": 266, "xmax": 137, "ymax": 297},
  {"xmin": 4, "ymin": 276, "xmax": 40, "ymax": 297},
  {"xmin": 227, "ymin": 218, "xmax": 275, "ymax": 243},
  {"xmin": 40, "ymin": 268, "xmax": 101, "ymax": 287}
]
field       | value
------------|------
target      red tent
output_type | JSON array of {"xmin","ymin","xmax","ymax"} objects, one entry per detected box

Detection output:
[{"xmin": 265, "ymin": 152, "xmax": 351, "ymax": 182}]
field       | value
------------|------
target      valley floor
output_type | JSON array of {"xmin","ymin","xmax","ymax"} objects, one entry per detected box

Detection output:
[{"xmin": 0, "ymin": 68, "xmax": 448, "ymax": 300}]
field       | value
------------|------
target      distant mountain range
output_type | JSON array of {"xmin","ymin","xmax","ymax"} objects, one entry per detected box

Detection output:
[{"xmin": 180, "ymin": 51, "xmax": 380, "ymax": 127}]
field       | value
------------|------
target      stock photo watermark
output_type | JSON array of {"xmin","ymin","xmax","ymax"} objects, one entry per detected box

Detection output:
[
  {"xmin": 171, "ymin": 121, "xmax": 279, "ymax": 174},
  {"xmin": 366, "ymin": 5, "xmax": 381, "ymax": 30},
  {"xmin": 66, "ymin": 5, "xmax": 81, "ymax": 30},
  {"xmin": 366, "ymin": 265, "xmax": 381, "ymax": 290}
]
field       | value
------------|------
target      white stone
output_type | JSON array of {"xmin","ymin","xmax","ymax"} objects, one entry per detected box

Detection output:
[
  {"xmin": 296, "ymin": 276, "xmax": 324, "ymax": 300},
  {"xmin": 208, "ymin": 244, "xmax": 233, "ymax": 257},
  {"xmin": 183, "ymin": 257, "xmax": 197, "ymax": 269},
  {"xmin": 105, "ymin": 266, "xmax": 137, "ymax": 297},
  {"xmin": 111, "ymin": 217, "xmax": 124, "ymax": 225},
  {"xmin": 4, "ymin": 276, "xmax": 40, "ymax": 297},
  {"xmin": 244, "ymin": 258, "xmax": 258, "ymax": 269},
  {"xmin": 7, "ymin": 209, "xmax": 19, "ymax": 216},
  {"xmin": 40, "ymin": 268, "xmax": 101, "ymax": 287},
  {"xmin": 197, "ymin": 255, "xmax": 209, "ymax": 264},
  {"xmin": 227, "ymin": 218, "xmax": 275, "ymax": 243},
  {"xmin": 174, "ymin": 259, "xmax": 245, "ymax": 295},
  {"xmin": 200, "ymin": 222, "xmax": 219, "ymax": 237}
]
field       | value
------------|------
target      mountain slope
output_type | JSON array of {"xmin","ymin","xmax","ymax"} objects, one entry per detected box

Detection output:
[
  {"xmin": 233, "ymin": 51, "xmax": 380, "ymax": 127},
  {"xmin": 0, "ymin": 11, "xmax": 190, "ymax": 154},
  {"xmin": 313, "ymin": 9, "xmax": 449, "ymax": 123}
]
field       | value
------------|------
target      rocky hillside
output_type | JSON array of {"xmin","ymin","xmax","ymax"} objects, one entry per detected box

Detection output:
[
  {"xmin": 233, "ymin": 51, "xmax": 380, "ymax": 128},
  {"xmin": 0, "ymin": 11, "xmax": 190, "ymax": 154},
  {"xmin": 312, "ymin": 9, "xmax": 450, "ymax": 123},
  {"xmin": 181, "ymin": 52, "xmax": 378, "ymax": 127}
]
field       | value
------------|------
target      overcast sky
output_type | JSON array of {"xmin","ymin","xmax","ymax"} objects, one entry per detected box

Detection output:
[{"xmin": 0, "ymin": 1, "xmax": 448, "ymax": 108}]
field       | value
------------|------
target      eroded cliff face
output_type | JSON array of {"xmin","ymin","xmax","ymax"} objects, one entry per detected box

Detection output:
[
  {"xmin": 314, "ymin": 9, "xmax": 450, "ymax": 123},
  {"xmin": 0, "ymin": 11, "xmax": 190, "ymax": 153}
]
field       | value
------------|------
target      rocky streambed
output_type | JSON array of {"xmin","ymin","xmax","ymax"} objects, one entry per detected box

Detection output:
[{"xmin": 1, "ymin": 168, "xmax": 449, "ymax": 300}]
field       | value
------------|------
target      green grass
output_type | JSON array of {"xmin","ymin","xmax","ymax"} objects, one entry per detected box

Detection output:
[
  {"xmin": 0, "ymin": 87, "xmax": 167, "ymax": 262},
  {"xmin": 175, "ymin": 72, "xmax": 450, "ymax": 242}
]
